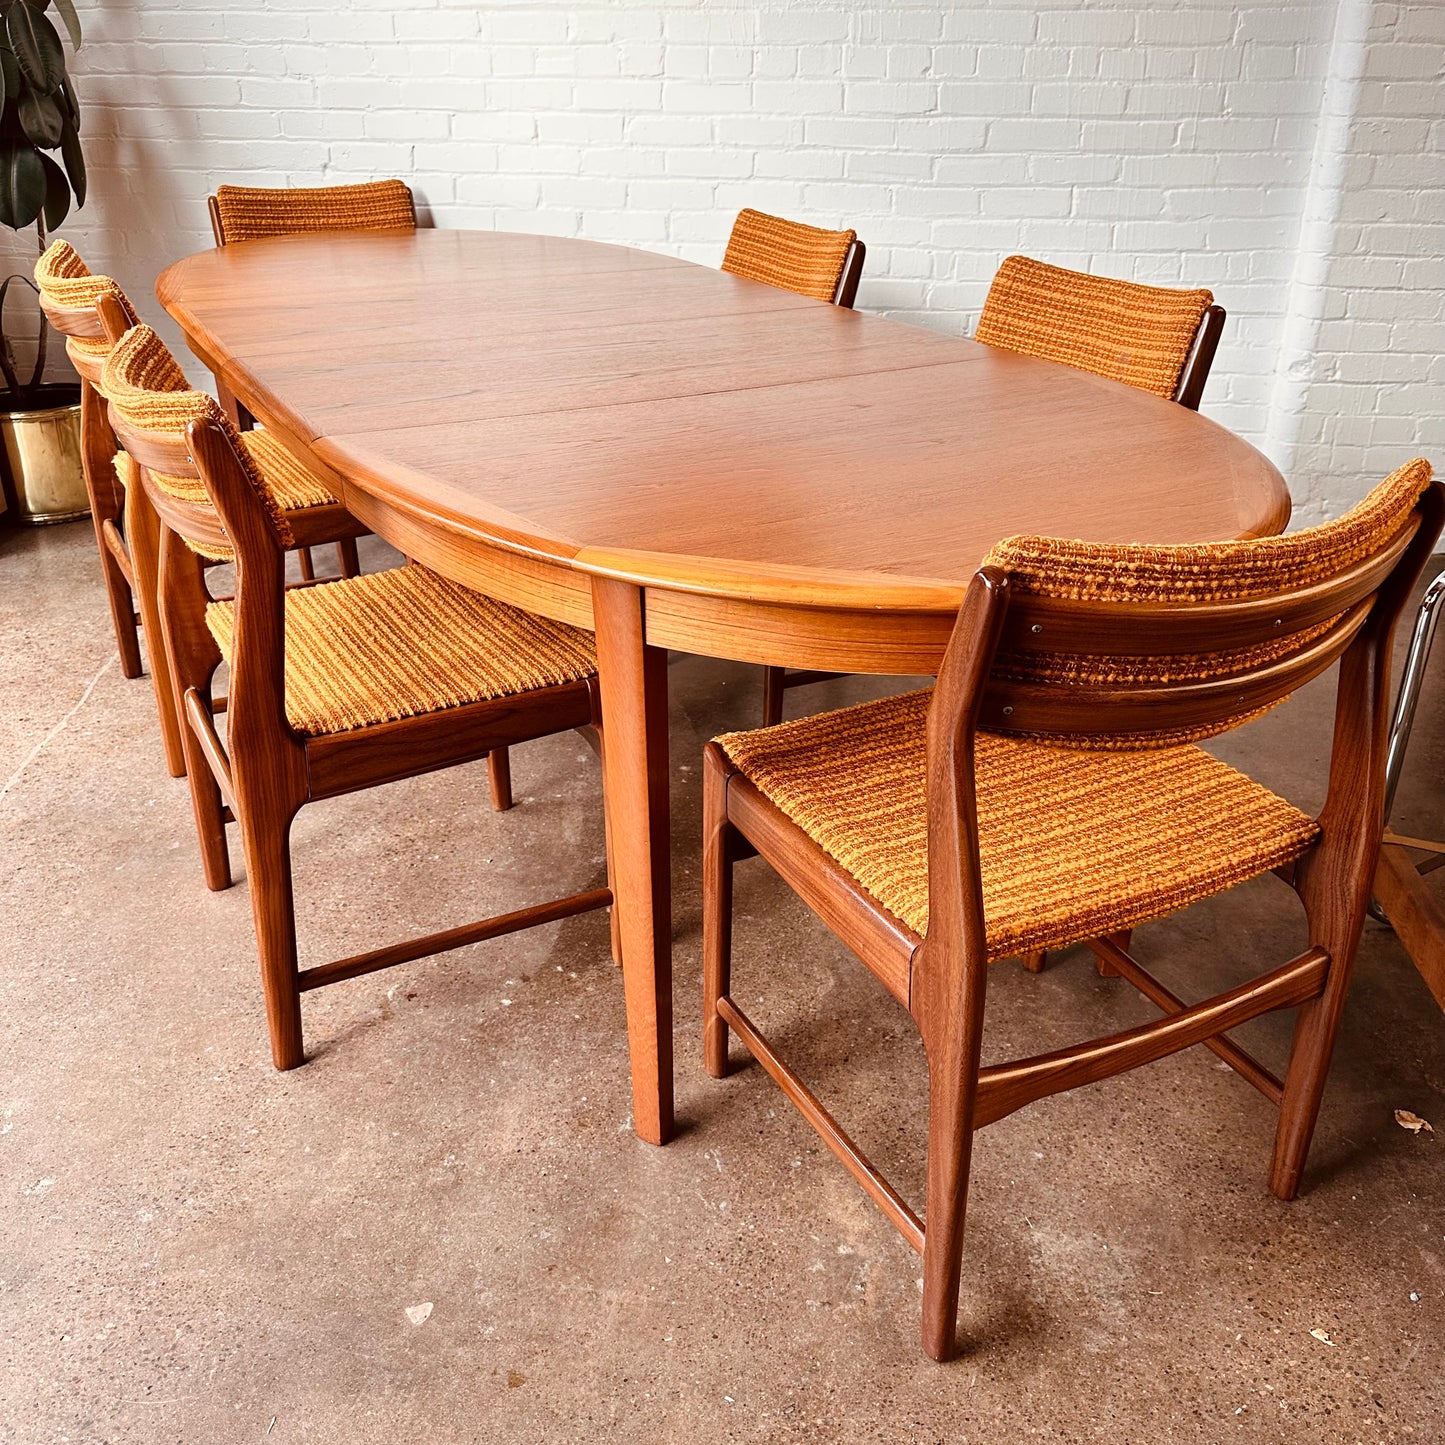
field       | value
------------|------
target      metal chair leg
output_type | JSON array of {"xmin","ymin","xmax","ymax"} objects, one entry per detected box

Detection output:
[
  {"xmin": 1371, "ymin": 565, "xmax": 1445, "ymax": 925},
  {"xmin": 1383, "ymin": 565, "xmax": 1445, "ymax": 822}
]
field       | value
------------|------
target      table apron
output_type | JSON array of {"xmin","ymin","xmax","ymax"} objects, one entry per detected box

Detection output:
[
  {"xmin": 641, "ymin": 587, "xmax": 953, "ymax": 673},
  {"xmin": 342, "ymin": 480, "xmax": 955, "ymax": 674},
  {"xmin": 340, "ymin": 484, "xmax": 597, "ymax": 630}
]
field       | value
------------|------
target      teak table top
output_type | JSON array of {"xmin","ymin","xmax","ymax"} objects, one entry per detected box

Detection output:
[
  {"xmin": 158, "ymin": 229, "xmax": 1289, "ymax": 611},
  {"xmin": 158, "ymin": 228, "xmax": 1292, "ymax": 1148}
]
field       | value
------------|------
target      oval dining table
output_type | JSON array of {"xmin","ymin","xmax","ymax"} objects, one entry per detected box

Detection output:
[{"xmin": 157, "ymin": 228, "xmax": 1290, "ymax": 1146}]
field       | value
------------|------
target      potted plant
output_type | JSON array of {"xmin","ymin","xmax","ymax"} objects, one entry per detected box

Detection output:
[{"xmin": 0, "ymin": 0, "xmax": 86, "ymax": 523}]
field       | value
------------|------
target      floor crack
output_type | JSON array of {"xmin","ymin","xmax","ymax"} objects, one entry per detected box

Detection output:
[{"xmin": 1, "ymin": 653, "xmax": 118, "ymax": 801}]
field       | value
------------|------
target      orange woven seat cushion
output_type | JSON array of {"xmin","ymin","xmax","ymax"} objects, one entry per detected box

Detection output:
[
  {"xmin": 722, "ymin": 208, "xmax": 856, "ymax": 303},
  {"xmin": 976, "ymin": 255, "xmax": 1212, "ymax": 399},
  {"xmin": 239, "ymin": 430, "xmax": 336, "ymax": 512},
  {"xmin": 213, "ymin": 180, "xmax": 416, "ymax": 242},
  {"xmin": 716, "ymin": 690, "xmax": 1318, "ymax": 959},
  {"xmin": 206, "ymin": 564, "xmax": 596, "ymax": 737}
]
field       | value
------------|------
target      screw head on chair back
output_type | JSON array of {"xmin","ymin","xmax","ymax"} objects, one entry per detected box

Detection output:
[
  {"xmin": 977, "ymin": 254, "xmax": 1216, "ymax": 402},
  {"xmin": 722, "ymin": 208, "xmax": 865, "ymax": 307},
  {"xmin": 209, "ymin": 179, "xmax": 417, "ymax": 245}
]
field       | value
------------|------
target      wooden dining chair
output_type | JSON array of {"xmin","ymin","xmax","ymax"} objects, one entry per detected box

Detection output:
[
  {"xmin": 976, "ymin": 253, "xmax": 1225, "ymax": 410},
  {"xmin": 32, "ymin": 246, "xmax": 145, "ymax": 686},
  {"xmin": 100, "ymin": 322, "xmax": 610, "ymax": 1069},
  {"xmin": 703, "ymin": 457, "xmax": 1440, "ymax": 1360},
  {"xmin": 34, "ymin": 239, "xmax": 369, "ymax": 780},
  {"xmin": 974, "ymin": 253, "xmax": 1227, "ymax": 972},
  {"xmin": 207, "ymin": 178, "xmax": 417, "ymax": 246},
  {"xmin": 722, "ymin": 207, "xmax": 866, "ymax": 307},
  {"xmin": 721, "ymin": 209, "xmax": 869, "ymax": 725},
  {"xmin": 204, "ymin": 180, "xmax": 414, "ymax": 576}
]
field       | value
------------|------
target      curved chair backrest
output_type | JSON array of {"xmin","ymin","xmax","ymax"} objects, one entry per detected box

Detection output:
[
  {"xmin": 101, "ymin": 324, "xmax": 294, "ymax": 563},
  {"xmin": 209, "ymin": 179, "xmax": 417, "ymax": 245},
  {"xmin": 34, "ymin": 239, "xmax": 140, "ymax": 386},
  {"xmin": 920, "ymin": 460, "xmax": 1443, "ymax": 1028},
  {"xmin": 968, "ymin": 458, "xmax": 1439, "ymax": 749},
  {"xmin": 976, "ymin": 254, "xmax": 1223, "ymax": 408},
  {"xmin": 722, "ymin": 208, "xmax": 866, "ymax": 308},
  {"xmin": 103, "ymin": 324, "xmax": 302, "ymax": 753}
]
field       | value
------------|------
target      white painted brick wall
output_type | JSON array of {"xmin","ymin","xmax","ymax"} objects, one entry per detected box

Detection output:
[{"xmin": 5, "ymin": 0, "xmax": 1440, "ymax": 522}]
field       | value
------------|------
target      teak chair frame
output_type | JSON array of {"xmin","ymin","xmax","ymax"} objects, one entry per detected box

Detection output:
[
  {"xmin": 1174, "ymin": 303, "xmax": 1226, "ymax": 412},
  {"xmin": 704, "ymin": 481, "xmax": 1443, "ymax": 1360},
  {"xmin": 831, "ymin": 237, "xmax": 866, "ymax": 309},
  {"xmin": 107, "ymin": 393, "xmax": 611, "ymax": 1070}
]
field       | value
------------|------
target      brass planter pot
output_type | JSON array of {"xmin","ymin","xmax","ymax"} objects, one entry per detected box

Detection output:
[{"xmin": 0, "ymin": 383, "xmax": 89, "ymax": 525}]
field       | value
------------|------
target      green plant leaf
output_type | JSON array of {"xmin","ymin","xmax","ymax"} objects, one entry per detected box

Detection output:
[
  {"xmin": 39, "ymin": 147, "xmax": 66, "ymax": 226},
  {"xmin": 58, "ymin": 110, "xmax": 80, "ymax": 204},
  {"xmin": 0, "ymin": 139, "xmax": 46, "ymax": 228},
  {"xmin": 0, "ymin": 49, "xmax": 19, "ymax": 109},
  {"xmin": 50, "ymin": 0, "xmax": 79, "ymax": 52},
  {"xmin": 17, "ymin": 84, "xmax": 61, "ymax": 145},
  {"xmin": 59, "ymin": 72, "xmax": 77, "ymax": 130},
  {"xmin": 7, "ymin": 5, "xmax": 63, "ymax": 93}
]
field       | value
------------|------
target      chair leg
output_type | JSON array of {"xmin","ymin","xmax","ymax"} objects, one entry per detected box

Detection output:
[
  {"xmin": 126, "ymin": 477, "xmax": 188, "ymax": 778},
  {"xmin": 918, "ymin": 1037, "xmax": 985, "ymax": 1363},
  {"xmin": 762, "ymin": 666, "xmax": 786, "ymax": 727},
  {"xmin": 179, "ymin": 689, "xmax": 232, "ymax": 893},
  {"xmin": 1021, "ymin": 951, "xmax": 1047, "ymax": 973},
  {"xmin": 215, "ymin": 378, "xmax": 250, "ymax": 430},
  {"xmin": 78, "ymin": 380, "xmax": 143, "ymax": 679},
  {"xmin": 336, "ymin": 537, "xmax": 362, "ymax": 578},
  {"xmin": 600, "ymin": 740, "xmax": 623, "ymax": 969},
  {"xmin": 95, "ymin": 521, "xmax": 143, "ymax": 679},
  {"xmin": 158, "ymin": 528, "xmax": 231, "ymax": 887},
  {"xmin": 239, "ymin": 796, "xmax": 305, "ymax": 1070},
  {"xmin": 296, "ymin": 546, "xmax": 316, "ymax": 582},
  {"xmin": 915, "ymin": 931, "xmax": 989, "ymax": 1362},
  {"xmin": 1269, "ymin": 928, "xmax": 1363, "ymax": 1201},
  {"xmin": 487, "ymin": 748, "xmax": 513, "ymax": 812},
  {"xmin": 702, "ymin": 745, "xmax": 735, "ymax": 1078}
]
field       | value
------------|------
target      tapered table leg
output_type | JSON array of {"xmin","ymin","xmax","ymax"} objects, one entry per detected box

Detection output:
[{"xmin": 591, "ymin": 576, "xmax": 675, "ymax": 1145}]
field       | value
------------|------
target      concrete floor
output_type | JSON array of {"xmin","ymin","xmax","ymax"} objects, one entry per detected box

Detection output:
[{"xmin": 2, "ymin": 519, "xmax": 1443, "ymax": 1445}]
